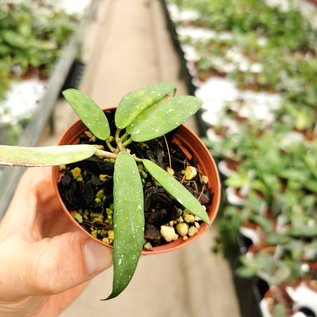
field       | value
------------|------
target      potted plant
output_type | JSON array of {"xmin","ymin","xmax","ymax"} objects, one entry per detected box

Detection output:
[{"xmin": 0, "ymin": 82, "xmax": 221, "ymax": 299}]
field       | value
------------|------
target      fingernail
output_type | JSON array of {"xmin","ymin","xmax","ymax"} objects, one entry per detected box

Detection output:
[{"xmin": 83, "ymin": 239, "xmax": 112, "ymax": 274}]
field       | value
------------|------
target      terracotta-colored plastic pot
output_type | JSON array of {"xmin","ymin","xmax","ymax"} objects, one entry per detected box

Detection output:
[{"xmin": 52, "ymin": 108, "xmax": 221, "ymax": 255}]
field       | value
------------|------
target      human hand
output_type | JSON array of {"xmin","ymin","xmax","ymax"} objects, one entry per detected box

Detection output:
[{"xmin": 0, "ymin": 168, "xmax": 112, "ymax": 317}]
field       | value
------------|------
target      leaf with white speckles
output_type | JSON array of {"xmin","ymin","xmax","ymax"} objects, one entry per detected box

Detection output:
[
  {"xmin": 62, "ymin": 89, "xmax": 110, "ymax": 140},
  {"xmin": 105, "ymin": 152, "xmax": 144, "ymax": 300},
  {"xmin": 143, "ymin": 159, "xmax": 210, "ymax": 226},
  {"xmin": 127, "ymin": 96, "xmax": 203, "ymax": 142},
  {"xmin": 0, "ymin": 144, "xmax": 95, "ymax": 166},
  {"xmin": 115, "ymin": 82, "xmax": 175, "ymax": 129}
]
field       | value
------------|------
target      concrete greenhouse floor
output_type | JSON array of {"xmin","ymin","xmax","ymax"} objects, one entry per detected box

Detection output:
[{"xmin": 39, "ymin": 0, "xmax": 241, "ymax": 316}]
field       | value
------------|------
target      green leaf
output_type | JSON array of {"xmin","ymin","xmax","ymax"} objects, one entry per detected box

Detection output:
[
  {"xmin": 62, "ymin": 89, "xmax": 110, "ymax": 140},
  {"xmin": 272, "ymin": 303, "xmax": 287, "ymax": 317},
  {"xmin": 0, "ymin": 145, "xmax": 95, "ymax": 166},
  {"xmin": 127, "ymin": 96, "xmax": 203, "ymax": 142},
  {"xmin": 226, "ymin": 172, "xmax": 249, "ymax": 188},
  {"xmin": 235, "ymin": 265, "xmax": 256, "ymax": 278},
  {"xmin": 115, "ymin": 82, "xmax": 175, "ymax": 129},
  {"xmin": 262, "ymin": 262, "xmax": 291, "ymax": 286},
  {"xmin": 106, "ymin": 152, "xmax": 144, "ymax": 300},
  {"xmin": 142, "ymin": 159, "xmax": 210, "ymax": 226},
  {"xmin": 288, "ymin": 226, "xmax": 317, "ymax": 238},
  {"xmin": 2, "ymin": 30, "xmax": 26, "ymax": 48},
  {"xmin": 306, "ymin": 180, "xmax": 317, "ymax": 193}
]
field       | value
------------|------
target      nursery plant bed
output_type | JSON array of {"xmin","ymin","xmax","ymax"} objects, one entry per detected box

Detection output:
[
  {"xmin": 162, "ymin": 0, "xmax": 317, "ymax": 316},
  {"xmin": 224, "ymin": 232, "xmax": 268, "ymax": 317},
  {"xmin": 233, "ymin": 234, "xmax": 266, "ymax": 317},
  {"xmin": 160, "ymin": 0, "xmax": 220, "ymax": 140},
  {"xmin": 160, "ymin": 1, "xmax": 198, "ymax": 93},
  {"xmin": 0, "ymin": 0, "xmax": 97, "ymax": 218}
]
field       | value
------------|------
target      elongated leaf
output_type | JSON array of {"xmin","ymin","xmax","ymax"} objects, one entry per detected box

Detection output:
[
  {"xmin": 3, "ymin": 30, "xmax": 26, "ymax": 48},
  {"xmin": 142, "ymin": 159, "xmax": 210, "ymax": 226},
  {"xmin": 127, "ymin": 96, "xmax": 203, "ymax": 142},
  {"xmin": 62, "ymin": 89, "xmax": 110, "ymax": 140},
  {"xmin": 0, "ymin": 145, "xmax": 95, "ymax": 166},
  {"xmin": 106, "ymin": 152, "xmax": 144, "ymax": 300},
  {"xmin": 115, "ymin": 82, "xmax": 175, "ymax": 129}
]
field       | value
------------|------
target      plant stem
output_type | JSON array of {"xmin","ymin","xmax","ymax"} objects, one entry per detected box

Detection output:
[
  {"xmin": 115, "ymin": 128, "xmax": 125, "ymax": 151},
  {"xmin": 163, "ymin": 135, "xmax": 172, "ymax": 169},
  {"xmin": 198, "ymin": 184, "xmax": 206, "ymax": 201},
  {"xmin": 115, "ymin": 128, "xmax": 122, "ymax": 143},
  {"xmin": 120, "ymin": 132, "xmax": 129, "ymax": 143},
  {"xmin": 122, "ymin": 138, "xmax": 133, "ymax": 147},
  {"xmin": 94, "ymin": 149, "xmax": 117, "ymax": 159},
  {"xmin": 132, "ymin": 155, "xmax": 143, "ymax": 163},
  {"xmin": 105, "ymin": 139, "xmax": 117, "ymax": 153}
]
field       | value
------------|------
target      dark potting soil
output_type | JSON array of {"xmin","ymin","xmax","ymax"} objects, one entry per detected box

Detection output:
[{"xmin": 58, "ymin": 111, "xmax": 213, "ymax": 248}]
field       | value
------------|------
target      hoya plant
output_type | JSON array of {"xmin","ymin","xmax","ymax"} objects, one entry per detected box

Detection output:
[{"xmin": 0, "ymin": 82, "xmax": 212, "ymax": 299}]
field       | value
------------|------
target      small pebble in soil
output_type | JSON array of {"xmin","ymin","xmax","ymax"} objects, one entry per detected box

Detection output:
[
  {"xmin": 155, "ymin": 209, "xmax": 201, "ymax": 244},
  {"xmin": 160, "ymin": 225, "xmax": 179, "ymax": 242},
  {"xmin": 188, "ymin": 226, "xmax": 199, "ymax": 237},
  {"xmin": 183, "ymin": 209, "xmax": 195, "ymax": 223},
  {"xmin": 176, "ymin": 222, "xmax": 189, "ymax": 237},
  {"xmin": 184, "ymin": 166, "xmax": 197, "ymax": 180},
  {"xmin": 143, "ymin": 242, "xmax": 153, "ymax": 250},
  {"xmin": 166, "ymin": 167, "xmax": 175, "ymax": 176},
  {"xmin": 201, "ymin": 175, "xmax": 209, "ymax": 184}
]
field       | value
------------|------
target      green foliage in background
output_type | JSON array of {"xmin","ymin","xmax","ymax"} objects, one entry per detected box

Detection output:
[
  {"xmin": 170, "ymin": 0, "xmax": 317, "ymax": 130},
  {"xmin": 0, "ymin": 1, "xmax": 76, "ymax": 77},
  {"xmin": 168, "ymin": 0, "xmax": 317, "ymax": 292}
]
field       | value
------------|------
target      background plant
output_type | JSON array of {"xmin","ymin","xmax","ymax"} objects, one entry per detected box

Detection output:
[
  {"xmin": 170, "ymin": 0, "xmax": 317, "ymax": 132},
  {"xmin": 0, "ymin": 1, "xmax": 76, "ymax": 78}
]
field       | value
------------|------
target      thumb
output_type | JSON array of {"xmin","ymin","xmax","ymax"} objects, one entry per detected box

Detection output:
[{"xmin": 0, "ymin": 232, "xmax": 112, "ymax": 299}]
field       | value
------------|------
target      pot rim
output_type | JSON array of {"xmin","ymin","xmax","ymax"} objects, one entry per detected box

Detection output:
[{"xmin": 52, "ymin": 107, "xmax": 221, "ymax": 255}]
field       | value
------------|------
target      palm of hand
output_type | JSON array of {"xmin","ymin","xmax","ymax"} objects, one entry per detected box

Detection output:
[{"xmin": 0, "ymin": 168, "xmax": 111, "ymax": 317}]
